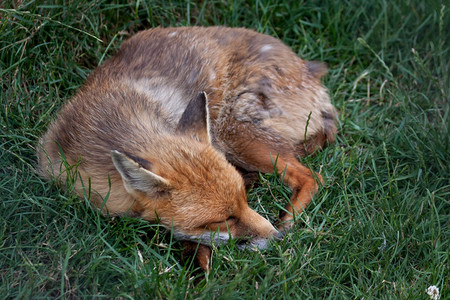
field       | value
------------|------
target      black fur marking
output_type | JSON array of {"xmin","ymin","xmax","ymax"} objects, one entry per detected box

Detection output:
[
  {"xmin": 321, "ymin": 111, "xmax": 334, "ymax": 121},
  {"xmin": 306, "ymin": 61, "xmax": 328, "ymax": 79},
  {"xmin": 123, "ymin": 151, "xmax": 153, "ymax": 171},
  {"xmin": 274, "ymin": 65, "xmax": 284, "ymax": 76},
  {"xmin": 176, "ymin": 92, "xmax": 207, "ymax": 134}
]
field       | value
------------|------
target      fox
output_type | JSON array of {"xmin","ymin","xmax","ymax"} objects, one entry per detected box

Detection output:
[
  {"xmin": 37, "ymin": 26, "xmax": 336, "ymax": 270},
  {"xmin": 102, "ymin": 26, "xmax": 337, "ymax": 225}
]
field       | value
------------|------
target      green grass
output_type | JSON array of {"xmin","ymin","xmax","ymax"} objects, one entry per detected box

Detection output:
[{"xmin": 1, "ymin": 0, "xmax": 448, "ymax": 298}]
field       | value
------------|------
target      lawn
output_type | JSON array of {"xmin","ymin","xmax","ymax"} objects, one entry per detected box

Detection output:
[{"xmin": 1, "ymin": 0, "xmax": 448, "ymax": 298}]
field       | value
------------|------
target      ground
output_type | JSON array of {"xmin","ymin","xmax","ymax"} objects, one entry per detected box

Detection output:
[{"xmin": 0, "ymin": 0, "xmax": 448, "ymax": 298}]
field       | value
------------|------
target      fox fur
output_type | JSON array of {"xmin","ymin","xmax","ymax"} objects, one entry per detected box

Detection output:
[
  {"xmin": 99, "ymin": 26, "xmax": 337, "ymax": 224},
  {"xmin": 37, "ymin": 27, "xmax": 337, "ymax": 269}
]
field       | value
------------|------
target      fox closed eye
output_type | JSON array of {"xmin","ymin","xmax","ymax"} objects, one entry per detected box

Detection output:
[{"xmin": 205, "ymin": 216, "xmax": 237, "ymax": 231}]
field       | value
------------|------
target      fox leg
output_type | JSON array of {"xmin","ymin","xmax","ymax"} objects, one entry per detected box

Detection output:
[
  {"xmin": 182, "ymin": 241, "xmax": 212, "ymax": 272},
  {"xmin": 274, "ymin": 156, "xmax": 323, "ymax": 228},
  {"xmin": 231, "ymin": 141, "xmax": 322, "ymax": 230}
]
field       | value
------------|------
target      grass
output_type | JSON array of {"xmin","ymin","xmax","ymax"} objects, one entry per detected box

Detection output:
[{"xmin": 1, "ymin": 0, "xmax": 448, "ymax": 298}]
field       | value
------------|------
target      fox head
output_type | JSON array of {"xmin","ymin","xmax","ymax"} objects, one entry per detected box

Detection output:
[{"xmin": 111, "ymin": 92, "xmax": 280, "ymax": 249}]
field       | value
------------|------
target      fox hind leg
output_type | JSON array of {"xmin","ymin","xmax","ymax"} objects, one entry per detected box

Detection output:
[{"xmin": 228, "ymin": 141, "xmax": 322, "ymax": 230}]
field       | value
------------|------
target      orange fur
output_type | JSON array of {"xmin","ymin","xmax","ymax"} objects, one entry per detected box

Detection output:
[{"xmin": 37, "ymin": 27, "xmax": 337, "ymax": 269}]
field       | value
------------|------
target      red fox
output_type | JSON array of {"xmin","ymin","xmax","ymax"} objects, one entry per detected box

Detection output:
[{"xmin": 37, "ymin": 27, "xmax": 336, "ymax": 269}]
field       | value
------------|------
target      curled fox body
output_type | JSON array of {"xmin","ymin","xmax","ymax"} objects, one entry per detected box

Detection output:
[
  {"xmin": 38, "ymin": 27, "xmax": 336, "ymax": 265},
  {"xmin": 104, "ymin": 27, "xmax": 337, "ymax": 224}
]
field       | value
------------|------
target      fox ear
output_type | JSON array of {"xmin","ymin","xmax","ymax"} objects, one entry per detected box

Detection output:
[
  {"xmin": 176, "ymin": 91, "xmax": 212, "ymax": 144},
  {"xmin": 306, "ymin": 61, "xmax": 328, "ymax": 79},
  {"xmin": 111, "ymin": 150, "xmax": 171, "ymax": 197}
]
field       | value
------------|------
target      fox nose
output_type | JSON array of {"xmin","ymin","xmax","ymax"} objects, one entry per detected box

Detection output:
[
  {"xmin": 241, "ymin": 229, "xmax": 284, "ymax": 251},
  {"xmin": 273, "ymin": 230, "xmax": 285, "ymax": 241}
]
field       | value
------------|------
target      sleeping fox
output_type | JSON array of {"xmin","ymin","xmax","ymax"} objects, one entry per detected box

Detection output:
[{"xmin": 37, "ymin": 27, "xmax": 336, "ymax": 268}]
